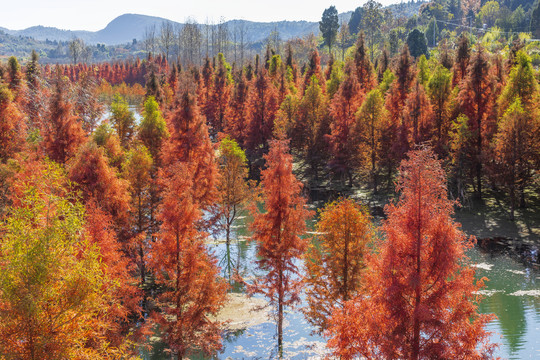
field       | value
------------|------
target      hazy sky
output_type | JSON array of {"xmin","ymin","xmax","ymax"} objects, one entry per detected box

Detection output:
[{"xmin": 1, "ymin": 0, "xmax": 399, "ymax": 31}]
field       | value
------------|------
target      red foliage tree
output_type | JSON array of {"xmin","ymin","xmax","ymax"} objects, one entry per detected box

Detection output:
[
  {"xmin": 249, "ymin": 140, "xmax": 312, "ymax": 358},
  {"xmin": 245, "ymin": 69, "xmax": 280, "ymax": 172},
  {"xmin": 327, "ymin": 147, "xmax": 496, "ymax": 360},
  {"xmin": 354, "ymin": 33, "xmax": 377, "ymax": 92},
  {"xmin": 224, "ymin": 71, "xmax": 250, "ymax": 146},
  {"xmin": 152, "ymin": 90, "xmax": 227, "ymax": 359},
  {"xmin": 84, "ymin": 202, "xmax": 142, "ymax": 351},
  {"xmin": 161, "ymin": 91, "xmax": 218, "ymax": 209},
  {"xmin": 302, "ymin": 50, "xmax": 324, "ymax": 93},
  {"xmin": 68, "ymin": 141, "xmax": 131, "ymax": 234},
  {"xmin": 205, "ymin": 54, "xmax": 232, "ymax": 136},
  {"xmin": 402, "ymin": 80, "xmax": 434, "ymax": 147},
  {"xmin": 383, "ymin": 45, "xmax": 415, "ymax": 183},
  {"xmin": 327, "ymin": 62, "xmax": 364, "ymax": 186},
  {"xmin": 42, "ymin": 71, "xmax": 86, "ymax": 164},
  {"xmin": 458, "ymin": 46, "xmax": 495, "ymax": 199}
]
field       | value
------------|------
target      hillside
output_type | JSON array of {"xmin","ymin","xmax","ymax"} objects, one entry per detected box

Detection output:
[{"xmin": 1, "ymin": 11, "xmax": 354, "ymax": 46}]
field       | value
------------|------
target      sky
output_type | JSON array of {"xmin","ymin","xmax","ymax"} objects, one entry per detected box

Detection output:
[{"xmin": 1, "ymin": 0, "xmax": 400, "ymax": 31}]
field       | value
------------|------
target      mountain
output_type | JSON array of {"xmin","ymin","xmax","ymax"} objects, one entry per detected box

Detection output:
[
  {"xmin": 93, "ymin": 14, "xmax": 176, "ymax": 45},
  {"xmin": 0, "ymin": 2, "xmax": 425, "ymax": 51},
  {"xmin": 2, "ymin": 25, "xmax": 93, "ymax": 42},
  {"xmin": 1, "ymin": 12, "xmax": 355, "ymax": 46}
]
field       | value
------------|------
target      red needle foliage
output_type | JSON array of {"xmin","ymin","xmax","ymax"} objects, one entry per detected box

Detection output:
[
  {"xmin": 245, "ymin": 69, "xmax": 280, "ymax": 156},
  {"xmin": 327, "ymin": 147, "xmax": 496, "ymax": 360},
  {"xmin": 249, "ymin": 139, "xmax": 312, "ymax": 358},
  {"xmin": 457, "ymin": 46, "xmax": 495, "ymax": 199},
  {"xmin": 67, "ymin": 141, "xmax": 131, "ymax": 230},
  {"xmin": 327, "ymin": 62, "xmax": 364, "ymax": 186},
  {"xmin": 83, "ymin": 201, "xmax": 143, "ymax": 351},
  {"xmin": 152, "ymin": 89, "xmax": 226, "ymax": 359},
  {"xmin": 42, "ymin": 71, "xmax": 86, "ymax": 164}
]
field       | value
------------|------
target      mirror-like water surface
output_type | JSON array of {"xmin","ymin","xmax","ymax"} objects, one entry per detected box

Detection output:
[{"xmin": 144, "ymin": 211, "xmax": 540, "ymax": 359}]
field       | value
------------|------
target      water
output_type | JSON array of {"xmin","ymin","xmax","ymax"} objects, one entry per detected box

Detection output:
[
  {"xmin": 471, "ymin": 245, "xmax": 540, "ymax": 359},
  {"xmin": 100, "ymin": 105, "xmax": 142, "ymax": 124},
  {"xmin": 143, "ymin": 212, "xmax": 540, "ymax": 359}
]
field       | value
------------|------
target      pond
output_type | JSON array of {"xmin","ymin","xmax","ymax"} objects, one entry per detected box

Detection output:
[
  {"xmin": 100, "ymin": 105, "xmax": 142, "ymax": 125},
  {"xmin": 143, "ymin": 209, "xmax": 540, "ymax": 359},
  {"xmin": 471, "ymin": 243, "xmax": 540, "ymax": 359}
]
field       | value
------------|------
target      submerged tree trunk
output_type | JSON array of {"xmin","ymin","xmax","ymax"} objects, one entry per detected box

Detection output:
[{"xmin": 278, "ymin": 268, "xmax": 284, "ymax": 359}]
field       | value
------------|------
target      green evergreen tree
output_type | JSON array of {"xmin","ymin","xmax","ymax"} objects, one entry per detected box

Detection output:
[{"xmin": 320, "ymin": 6, "xmax": 340, "ymax": 53}]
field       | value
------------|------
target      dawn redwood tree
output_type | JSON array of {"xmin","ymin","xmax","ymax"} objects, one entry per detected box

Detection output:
[
  {"xmin": 249, "ymin": 140, "xmax": 312, "ymax": 358},
  {"xmin": 206, "ymin": 53, "xmax": 232, "ymax": 136},
  {"xmin": 42, "ymin": 71, "xmax": 86, "ymax": 164},
  {"xmin": 110, "ymin": 94, "xmax": 136, "ymax": 148},
  {"xmin": 23, "ymin": 50, "xmax": 44, "ymax": 130},
  {"xmin": 327, "ymin": 62, "xmax": 364, "ymax": 186},
  {"xmin": 217, "ymin": 136, "xmax": 250, "ymax": 244},
  {"xmin": 153, "ymin": 89, "xmax": 226, "ymax": 358},
  {"xmin": 327, "ymin": 147, "xmax": 496, "ymax": 360},
  {"xmin": 458, "ymin": 46, "xmax": 494, "ymax": 199},
  {"xmin": 6, "ymin": 56, "xmax": 23, "ymax": 96},
  {"xmin": 138, "ymin": 95, "xmax": 169, "ymax": 239},
  {"xmin": 427, "ymin": 64, "xmax": 452, "ymax": 155},
  {"xmin": 402, "ymin": 80, "xmax": 434, "ymax": 146},
  {"xmin": 303, "ymin": 198, "xmax": 372, "ymax": 334},
  {"xmin": 354, "ymin": 33, "xmax": 376, "ymax": 92},
  {"xmin": 245, "ymin": 69, "xmax": 280, "ymax": 174},
  {"xmin": 83, "ymin": 201, "xmax": 141, "ymax": 353},
  {"xmin": 153, "ymin": 161, "xmax": 227, "ymax": 359},
  {"xmin": 498, "ymin": 50, "xmax": 539, "ymax": 116},
  {"xmin": 356, "ymin": 88, "xmax": 387, "ymax": 193},
  {"xmin": 294, "ymin": 76, "xmax": 330, "ymax": 182},
  {"xmin": 0, "ymin": 85, "xmax": 26, "ymax": 163},
  {"xmin": 161, "ymin": 90, "xmax": 218, "ymax": 209},
  {"xmin": 68, "ymin": 141, "xmax": 131, "ymax": 237},
  {"xmin": 0, "ymin": 162, "xmax": 124, "ymax": 359},
  {"xmin": 453, "ymin": 33, "xmax": 470, "ymax": 86},
  {"xmin": 302, "ymin": 50, "xmax": 324, "ymax": 94},
  {"xmin": 74, "ymin": 72, "xmax": 103, "ymax": 135},
  {"xmin": 139, "ymin": 96, "xmax": 169, "ymax": 165},
  {"xmin": 448, "ymin": 114, "xmax": 475, "ymax": 203},
  {"xmin": 123, "ymin": 143, "xmax": 153, "ymax": 308},
  {"xmin": 492, "ymin": 99, "xmax": 540, "ymax": 220},
  {"xmin": 224, "ymin": 71, "xmax": 249, "ymax": 146},
  {"xmin": 384, "ymin": 45, "xmax": 415, "ymax": 183}
]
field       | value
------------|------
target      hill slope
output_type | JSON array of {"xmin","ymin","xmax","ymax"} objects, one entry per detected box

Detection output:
[{"xmin": 1, "ymin": 11, "xmax": 357, "ymax": 46}]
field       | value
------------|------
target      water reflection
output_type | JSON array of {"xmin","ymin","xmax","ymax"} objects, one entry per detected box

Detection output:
[
  {"xmin": 143, "ymin": 210, "xmax": 540, "ymax": 359},
  {"xmin": 471, "ymin": 246, "xmax": 540, "ymax": 359}
]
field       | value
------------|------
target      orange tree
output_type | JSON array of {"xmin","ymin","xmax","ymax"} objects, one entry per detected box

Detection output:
[{"xmin": 303, "ymin": 198, "xmax": 372, "ymax": 334}]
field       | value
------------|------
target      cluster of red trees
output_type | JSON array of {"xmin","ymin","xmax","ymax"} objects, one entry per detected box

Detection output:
[
  {"xmin": 44, "ymin": 53, "xmax": 170, "ymax": 86},
  {"xmin": 0, "ymin": 31, "xmax": 537, "ymax": 358}
]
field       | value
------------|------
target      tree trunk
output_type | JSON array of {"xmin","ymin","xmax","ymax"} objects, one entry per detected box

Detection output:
[
  {"xmin": 412, "ymin": 173, "xmax": 422, "ymax": 360},
  {"xmin": 278, "ymin": 268, "xmax": 284, "ymax": 359}
]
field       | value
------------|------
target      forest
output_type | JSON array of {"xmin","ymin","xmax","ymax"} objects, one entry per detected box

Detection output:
[{"xmin": 0, "ymin": 0, "xmax": 540, "ymax": 358}]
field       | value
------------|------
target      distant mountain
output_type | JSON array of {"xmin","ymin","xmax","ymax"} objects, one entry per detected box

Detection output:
[
  {"xmin": 0, "ymin": 2, "xmax": 424, "ymax": 50},
  {"xmin": 1, "ymin": 11, "xmax": 355, "ymax": 46},
  {"xmin": 3, "ymin": 25, "xmax": 93, "ymax": 42},
  {"xmin": 93, "ymin": 14, "xmax": 176, "ymax": 45}
]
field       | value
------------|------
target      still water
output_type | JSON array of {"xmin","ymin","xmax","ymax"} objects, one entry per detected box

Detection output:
[
  {"xmin": 144, "ymin": 216, "xmax": 540, "ymax": 359},
  {"xmin": 471, "ymin": 245, "xmax": 540, "ymax": 359}
]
